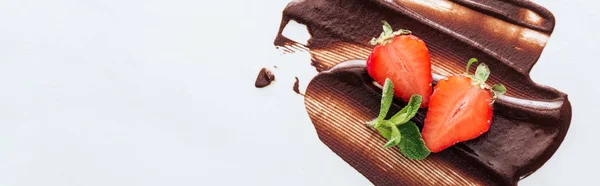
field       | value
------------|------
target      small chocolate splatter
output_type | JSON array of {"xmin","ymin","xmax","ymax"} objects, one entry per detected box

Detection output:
[
  {"xmin": 274, "ymin": 65, "xmax": 278, "ymax": 68},
  {"xmin": 293, "ymin": 76, "xmax": 302, "ymax": 95},
  {"xmin": 255, "ymin": 68, "xmax": 275, "ymax": 88}
]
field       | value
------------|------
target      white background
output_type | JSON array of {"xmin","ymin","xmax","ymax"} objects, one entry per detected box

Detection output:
[{"xmin": 0, "ymin": 0, "xmax": 596, "ymax": 185}]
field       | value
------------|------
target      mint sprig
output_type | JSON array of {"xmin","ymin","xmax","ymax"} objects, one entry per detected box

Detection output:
[
  {"xmin": 367, "ymin": 78, "xmax": 431, "ymax": 160},
  {"xmin": 389, "ymin": 94, "xmax": 422, "ymax": 125},
  {"xmin": 384, "ymin": 126, "xmax": 401, "ymax": 148},
  {"xmin": 367, "ymin": 79, "xmax": 395, "ymax": 128}
]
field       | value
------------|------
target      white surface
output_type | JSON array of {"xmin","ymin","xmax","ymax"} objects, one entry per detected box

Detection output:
[{"xmin": 0, "ymin": 0, "xmax": 596, "ymax": 185}]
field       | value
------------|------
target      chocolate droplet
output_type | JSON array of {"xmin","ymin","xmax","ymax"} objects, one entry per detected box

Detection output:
[
  {"xmin": 255, "ymin": 68, "xmax": 275, "ymax": 88},
  {"xmin": 293, "ymin": 76, "xmax": 302, "ymax": 95}
]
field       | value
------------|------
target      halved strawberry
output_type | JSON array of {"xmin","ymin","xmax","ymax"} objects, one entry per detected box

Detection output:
[
  {"xmin": 422, "ymin": 59, "xmax": 506, "ymax": 153},
  {"xmin": 366, "ymin": 21, "xmax": 432, "ymax": 108}
]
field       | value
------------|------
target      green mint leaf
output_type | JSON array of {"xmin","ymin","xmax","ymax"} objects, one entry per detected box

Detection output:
[
  {"xmin": 372, "ymin": 78, "xmax": 394, "ymax": 128},
  {"xmin": 475, "ymin": 63, "xmax": 490, "ymax": 83},
  {"xmin": 389, "ymin": 94, "xmax": 422, "ymax": 125},
  {"xmin": 382, "ymin": 120, "xmax": 395, "ymax": 128},
  {"xmin": 398, "ymin": 121, "xmax": 430, "ymax": 160},
  {"xmin": 392, "ymin": 126, "xmax": 401, "ymax": 143},
  {"xmin": 383, "ymin": 136, "xmax": 399, "ymax": 148},
  {"xmin": 383, "ymin": 126, "xmax": 402, "ymax": 148},
  {"xmin": 365, "ymin": 81, "xmax": 430, "ymax": 159},
  {"xmin": 466, "ymin": 58, "xmax": 478, "ymax": 74},
  {"xmin": 366, "ymin": 118, "xmax": 378, "ymax": 126},
  {"xmin": 377, "ymin": 127, "xmax": 391, "ymax": 139}
]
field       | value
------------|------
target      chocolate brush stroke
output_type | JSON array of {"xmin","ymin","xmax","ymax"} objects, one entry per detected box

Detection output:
[
  {"xmin": 273, "ymin": 0, "xmax": 571, "ymax": 185},
  {"xmin": 305, "ymin": 61, "xmax": 570, "ymax": 185}
]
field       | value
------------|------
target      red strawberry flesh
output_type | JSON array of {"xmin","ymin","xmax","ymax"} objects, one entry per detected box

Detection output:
[
  {"xmin": 367, "ymin": 35, "xmax": 432, "ymax": 108},
  {"xmin": 422, "ymin": 76, "xmax": 493, "ymax": 152}
]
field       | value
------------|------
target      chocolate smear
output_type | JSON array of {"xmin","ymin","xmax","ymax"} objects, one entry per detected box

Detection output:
[
  {"xmin": 293, "ymin": 76, "xmax": 302, "ymax": 95},
  {"xmin": 254, "ymin": 68, "xmax": 275, "ymax": 88},
  {"xmin": 305, "ymin": 61, "xmax": 570, "ymax": 185},
  {"xmin": 268, "ymin": 0, "xmax": 572, "ymax": 185}
]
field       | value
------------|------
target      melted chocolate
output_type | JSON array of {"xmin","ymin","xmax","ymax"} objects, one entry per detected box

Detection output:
[
  {"xmin": 272, "ymin": 0, "xmax": 571, "ymax": 185},
  {"xmin": 293, "ymin": 76, "xmax": 302, "ymax": 95},
  {"xmin": 277, "ymin": 0, "xmax": 561, "ymax": 99},
  {"xmin": 255, "ymin": 68, "xmax": 275, "ymax": 88},
  {"xmin": 306, "ymin": 61, "xmax": 570, "ymax": 185}
]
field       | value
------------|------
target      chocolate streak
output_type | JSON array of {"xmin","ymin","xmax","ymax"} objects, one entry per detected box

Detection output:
[
  {"xmin": 293, "ymin": 76, "xmax": 302, "ymax": 95},
  {"xmin": 274, "ymin": 0, "xmax": 571, "ymax": 185}
]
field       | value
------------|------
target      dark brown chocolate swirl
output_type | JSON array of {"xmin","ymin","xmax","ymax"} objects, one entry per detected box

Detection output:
[
  {"xmin": 273, "ymin": 0, "xmax": 571, "ymax": 185},
  {"xmin": 306, "ymin": 61, "xmax": 570, "ymax": 185}
]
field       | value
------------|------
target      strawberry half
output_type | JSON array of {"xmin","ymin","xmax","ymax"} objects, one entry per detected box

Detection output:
[
  {"xmin": 422, "ymin": 58, "xmax": 506, "ymax": 153},
  {"xmin": 366, "ymin": 21, "xmax": 432, "ymax": 108}
]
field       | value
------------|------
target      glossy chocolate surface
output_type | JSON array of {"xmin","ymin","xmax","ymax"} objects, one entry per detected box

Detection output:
[{"xmin": 273, "ymin": 0, "xmax": 571, "ymax": 185}]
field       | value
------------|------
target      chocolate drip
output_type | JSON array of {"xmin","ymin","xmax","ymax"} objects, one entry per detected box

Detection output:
[{"xmin": 293, "ymin": 77, "xmax": 302, "ymax": 95}]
